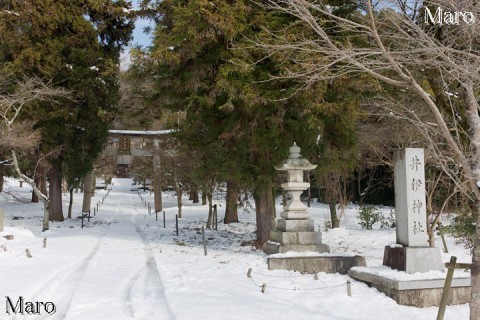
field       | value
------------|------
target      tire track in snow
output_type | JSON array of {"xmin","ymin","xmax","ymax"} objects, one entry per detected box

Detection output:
[
  {"xmin": 122, "ymin": 265, "xmax": 144, "ymax": 318},
  {"xmin": 11, "ymin": 235, "xmax": 104, "ymax": 320},
  {"xmin": 124, "ymin": 203, "xmax": 176, "ymax": 320},
  {"xmin": 12, "ymin": 192, "xmax": 117, "ymax": 320}
]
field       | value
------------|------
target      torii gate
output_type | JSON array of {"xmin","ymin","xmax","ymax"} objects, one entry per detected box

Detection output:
[{"xmin": 108, "ymin": 129, "xmax": 175, "ymax": 213}]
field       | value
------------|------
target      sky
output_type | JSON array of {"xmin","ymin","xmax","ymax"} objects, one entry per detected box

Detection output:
[{"xmin": 120, "ymin": 1, "xmax": 154, "ymax": 70}]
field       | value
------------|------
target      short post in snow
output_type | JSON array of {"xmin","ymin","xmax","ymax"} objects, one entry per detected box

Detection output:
[
  {"xmin": 202, "ymin": 226, "xmax": 207, "ymax": 256},
  {"xmin": 163, "ymin": 211, "xmax": 166, "ymax": 228},
  {"xmin": 347, "ymin": 280, "xmax": 352, "ymax": 297},
  {"xmin": 94, "ymin": 207, "xmax": 96, "ymax": 217},
  {"xmin": 81, "ymin": 214, "xmax": 85, "ymax": 228},
  {"xmin": 87, "ymin": 210, "xmax": 91, "ymax": 222},
  {"xmin": 175, "ymin": 214, "xmax": 179, "ymax": 236}
]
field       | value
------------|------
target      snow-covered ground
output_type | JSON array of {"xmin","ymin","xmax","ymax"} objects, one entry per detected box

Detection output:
[{"xmin": 0, "ymin": 178, "xmax": 471, "ymax": 320}]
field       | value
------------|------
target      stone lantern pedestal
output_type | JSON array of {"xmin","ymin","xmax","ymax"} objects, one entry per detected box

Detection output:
[{"xmin": 263, "ymin": 143, "xmax": 365, "ymax": 274}]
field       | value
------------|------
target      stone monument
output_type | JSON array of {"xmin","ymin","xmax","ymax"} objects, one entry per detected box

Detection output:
[
  {"xmin": 263, "ymin": 143, "xmax": 365, "ymax": 274},
  {"xmin": 349, "ymin": 148, "xmax": 470, "ymax": 307},
  {"xmin": 383, "ymin": 148, "xmax": 443, "ymax": 273}
]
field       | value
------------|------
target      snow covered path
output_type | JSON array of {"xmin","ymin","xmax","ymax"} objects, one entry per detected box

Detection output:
[
  {"xmin": 61, "ymin": 179, "xmax": 175, "ymax": 320},
  {"xmin": 2, "ymin": 179, "xmax": 175, "ymax": 320}
]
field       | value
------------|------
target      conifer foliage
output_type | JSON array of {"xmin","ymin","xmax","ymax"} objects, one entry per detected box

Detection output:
[
  {"xmin": 0, "ymin": 0, "xmax": 134, "ymax": 223},
  {"xmin": 130, "ymin": 0, "xmax": 330, "ymax": 246}
]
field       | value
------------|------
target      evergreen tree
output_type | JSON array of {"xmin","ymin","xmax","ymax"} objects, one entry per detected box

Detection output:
[
  {"xmin": 0, "ymin": 0, "xmax": 133, "ymax": 223},
  {"xmin": 131, "ymin": 0, "xmax": 328, "ymax": 246}
]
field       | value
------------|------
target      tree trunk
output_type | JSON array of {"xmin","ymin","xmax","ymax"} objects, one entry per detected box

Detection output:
[
  {"xmin": 11, "ymin": 150, "xmax": 50, "ymax": 231},
  {"xmin": 154, "ymin": 177, "xmax": 163, "ymax": 213},
  {"xmin": 32, "ymin": 162, "xmax": 47, "ymax": 203},
  {"xmin": 325, "ymin": 173, "xmax": 340, "ymax": 228},
  {"xmin": 224, "ymin": 180, "xmax": 239, "ymax": 224},
  {"xmin": 253, "ymin": 178, "xmax": 275, "ymax": 247},
  {"xmin": 82, "ymin": 170, "xmax": 94, "ymax": 214},
  {"xmin": 48, "ymin": 159, "xmax": 64, "ymax": 221},
  {"xmin": 329, "ymin": 200, "xmax": 340, "ymax": 228},
  {"xmin": 68, "ymin": 188, "xmax": 73, "ymax": 219},
  {"xmin": 175, "ymin": 183, "xmax": 182, "ymax": 218},
  {"xmin": 0, "ymin": 172, "xmax": 3, "ymax": 193},
  {"xmin": 190, "ymin": 185, "xmax": 199, "ymax": 203},
  {"xmin": 472, "ymin": 202, "xmax": 480, "ymax": 319},
  {"xmin": 201, "ymin": 191, "xmax": 207, "ymax": 205},
  {"xmin": 206, "ymin": 192, "xmax": 214, "ymax": 228},
  {"xmin": 42, "ymin": 200, "xmax": 50, "ymax": 232}
]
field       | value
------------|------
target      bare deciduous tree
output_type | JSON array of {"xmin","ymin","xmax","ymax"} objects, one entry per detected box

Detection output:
[
  {"xmin": 0, "ymin": 76, "xmax": 69, "ymax": 231},
  {"xmin": 257, "ymin": 0, "xmax": 480, "ymax": 317}
]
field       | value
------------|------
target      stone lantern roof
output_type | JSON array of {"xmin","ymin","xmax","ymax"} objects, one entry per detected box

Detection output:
[{"xmin": 275, "ymin": 142, "xmax": 317, "ymax": 171}]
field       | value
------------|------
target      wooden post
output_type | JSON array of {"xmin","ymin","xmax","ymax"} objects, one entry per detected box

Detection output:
[
  {"xmin": 247, "ymin": 268, "xmax": 252, "ymax": 278},
  {"xmin": 438, "ymin": 223, "xmax": 449, "ymax": 253},
  {"xmin": 152, "ymin": 139, "xmax": 163, "ymax": 214},
  {"xmin": 214, "ymin": 204, "xmax": 218, "ymax": 230},
  {"xmin": 202, "ymin": 226, "xmax": 207, "ymax": 256},
  {"xmin": 437, "ymin": 256, "xmax": 457, "ymax": 320},
  {"xmin": 347, "ymin": 280, "xmax": 352, "ymax": 297},
  {"xmin": 261, "ymin": 283, "xmax": 266, "ymax": 293},
  {"xmin": 176, "ymin": 214, "xmax": 179, "ymax": 236},
  {"xmin": 156, "ymin": 211, "xmax": 158, "ymax": 221},
  {"xmin": 81, "ymin": 214, "xmax": 84, "ymax": 228},
  {"xmin": 163, "ymin": 211, "xmax": 166, "ymax": 228},
  {"xmin": 94, "ymin": 207, "xmax": 96, "ymax": 216}
]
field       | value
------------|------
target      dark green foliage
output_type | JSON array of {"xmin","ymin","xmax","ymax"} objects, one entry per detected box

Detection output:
[
  {"xmin": 0, "ymin": 0, "xmax": 134, "ymax": 186},
  {"xmin": 447, "ymin": 206, "xmax": 478, "ymax": 251},
  {"xmin": 358, "ymin": 205, "xmax": 382, "ymax": 230}
]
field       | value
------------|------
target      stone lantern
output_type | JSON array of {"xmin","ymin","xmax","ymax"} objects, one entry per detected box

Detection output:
[
  {"xmin": 264, "ymin": 143, "xmax": 366, "ymax": 274},
  {"xmin": 263, "ymin": 143, "xmax": 330, "ymax": 255},
  {"xmin": 276, "ymin": 142, "xmax": 316, "ymax": 220}
]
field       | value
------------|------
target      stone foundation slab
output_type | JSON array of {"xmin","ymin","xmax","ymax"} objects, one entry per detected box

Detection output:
[
  {"xmin": 349, "ymin": 269, "xmax": 471, "ymax": 307},
  {"xmin": 268, "ymin": 255, "xmax": 366, "ymax": 274}
]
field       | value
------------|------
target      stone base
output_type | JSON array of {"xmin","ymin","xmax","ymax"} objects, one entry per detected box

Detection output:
[
  {"xmin": 268, "ymin": 255, "xmax": 366, "ymax": 274},
  {"xmin": 276, "ymin": 219, "xmax": 314, "ymax": 232},
  {"xmin": 270, "ymin": 230, "xmax": 322, "ymax": 245},
  {"xmin": 263, "ymin": 241, "xmax": 330, "ymax": 254},
  {"xmin": 349, "ymin": 268, "xmax": 471, "ymax": 307},
  {"xmin": 263, "ymin": 218, "xmax": 329, "ymax": 255},
  {"xmin": 383, "ymin": 246, "xmax": 443, "ymax": 273}
]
